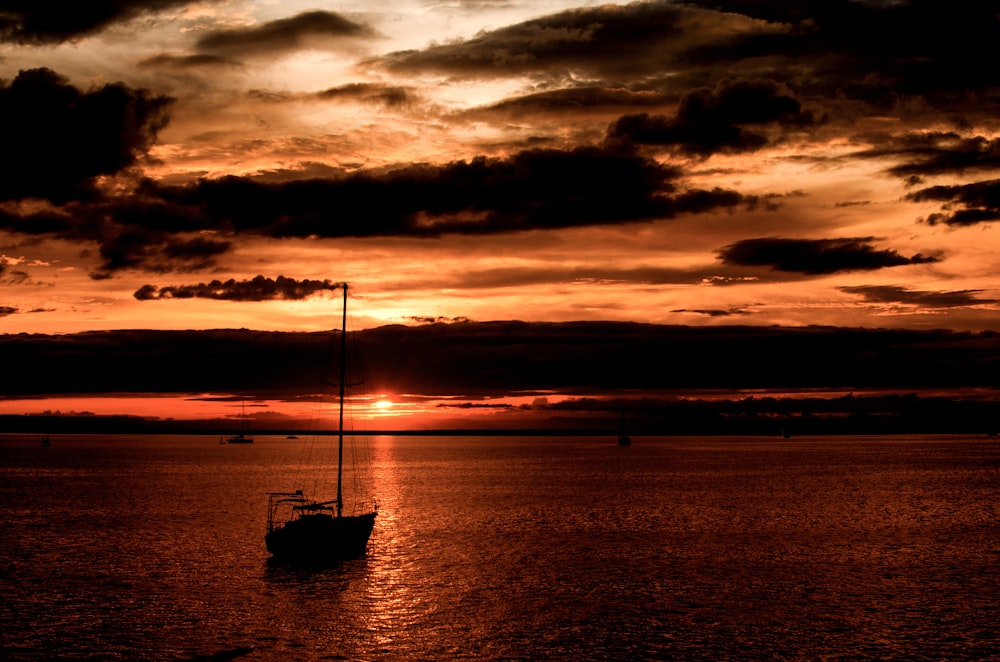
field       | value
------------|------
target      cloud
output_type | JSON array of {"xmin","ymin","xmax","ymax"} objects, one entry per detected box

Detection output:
[
  {"xmin": 877, "ymin": 134, "xmax": 1000, "ymax": 180},
  {"xmin": 134, "ymin": 275, "xmax": 344, "ymax": 301},
  {"xmin": 373, "ymin": 2, "xmax": 770, "ymax": 81},
  {"xmin": 7, "ymin": 0, "xmax": 996, "ymax": 284},
  {"xmin": 606, "ymin": 79, "xmax": 815, "ymax": 155},
  {"xmin": 404, "ymin": 316, "xmax": 472, "ymax": 325},
  {"xmin": 4, "ymin": 270, "xmax": 30, "ymax": 285},
  {"xmin": 4, "ymin": 323, "xmax": 1000, "ymax": 397},
  {"xmin": 316, "ymin": 83, "xmax": 415, "ymax": 108},
  {"xmin": 153, "ymin": 146, "xmax": 749, "ymax": 239},
  {"xmin": 94, "ymin": 231, "xmax": 230, "ymax": 277},
  {"xmin": 678, "ymin": 1, "xmax": 1000, "ymax": 115},
  {"xmin": 0, "ymin": 128, "xmax": 754, "ymax": 275},
  {"xmin": 717, "ymin": 237, "xmax": 939, "ymax": 274},
  {"xmin": 0, "ymin": 0, "xmax": 202, "ymax": 44},
  {"xmin": 195, "ymin": 10, "xmax": 377, "ymax": 57},
  {"xmin": 851, "ymin": 133, "xmax": 1000, "ymax": 227},
  {"xmin": 138, "ymin": 54, "xmax": 244, "ymax": 71},
  {"xmin": 401, "ymin": 264, "xmax": 712, "ymax": 290},
  {"xmin": 0, "ymin": 206, "xmax": 74, "ymax": 236},
  {"xmin": 0, "ymin": 68, "xmax": 172, "ymax": 203},
  {"xmin": 468, "ymin": 87, "xmax": 671, "ymax": 121},
  {"xmin": 672, "ymin": 308, "xmax": 751, "ymax": 318},
  {"xmin": 907, "ymin": 179, "xmax": 1000, "ymax": 227},
  {"xmin": 841, "ymin": 285, "xmax": 997, "ymax": 309},
  {"xmin": 374, "ymin": 1, "xmax": 1000, "ymax": 120}
]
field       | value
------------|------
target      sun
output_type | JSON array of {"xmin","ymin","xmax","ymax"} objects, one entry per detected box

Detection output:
[{"xmin": 374, "ymin": 398, "xmax": 394, "ymax": 411}]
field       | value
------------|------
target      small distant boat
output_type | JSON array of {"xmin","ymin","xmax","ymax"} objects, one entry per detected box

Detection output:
[
  {"xmin": 266, "ymin": 283, "xmax": 377, "ymax": 561},
  {"xmin": 617, "ymin": 410, "xmax": 631, "ymax": 446},
  {"xmin": 220, "ymin": 400, "xmax": 254, "ymax": 444}
]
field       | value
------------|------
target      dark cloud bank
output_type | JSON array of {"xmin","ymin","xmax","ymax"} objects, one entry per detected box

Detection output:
[
  {"xmin": 0, "ymin": 68, "xmax": 171, "ymax": 204},
  {"xmin": 0, "ymin": 0, "xmax": 202, "ymax": 44},
  {"xmin": 0, "ymin": 66, "xmax": 760, "ymax": 276},
  {"xmin": 194, "ymin": 10, "xmax": 377, "ymax": 57},
  {"xmin": 2, "ymin": 323, "xmax": 999, "ymax": 434},
  {"xmin": 718, "ymin": 237, "xmax": 937, "ymax": 274},
  {"xmin": 134, "ymin": 275, "xmax": 343, "ymax": 301}
]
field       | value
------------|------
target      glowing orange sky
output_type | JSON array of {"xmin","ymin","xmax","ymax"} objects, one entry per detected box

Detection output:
[
  {"xmin": 1, "ymin": 1, "xmax": 998, "ymax": 338},
  {"xmin": 0, "ymin": 391, "xmax": 587, "ymax": 431}
]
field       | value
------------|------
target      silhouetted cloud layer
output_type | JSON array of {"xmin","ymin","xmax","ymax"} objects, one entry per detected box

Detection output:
[
  {"xmin": 879, "ymin": 135, "xmax": 1000, "ymax": 180},
  {"xmin": 0, "ymin": 62, "xmax": 762, "ymax": 277},
  {"xmin": 717, "ymin": 238, "xmax": 938, "ymax": 274},
  {"xmin": 317, "ymin": 83, "xmax": 414, "ymax": 108},
  {"xmin": 375, "ymin": 1, "xmax": 999, "ymax": 113},
  {"xmin": 841, "ymin": 285, "xmax": 997, "ymax": 309},
  {"xmin": 0, "ymin": 68, "xmax": 171, "ymax": 203},
  {"xmin": 3, "ymin": 323, "xmax": 998, "ymax": 397},
  {"xmin": 153, "ymin": 147, "xmax": 745, "ymax": 240},
  {"xmin": 195, "ymin": 11, "xmax": 377, "ymax": 57},
  {"xmin": 0, "ymin": 0, "xmax": 201, "ymax": 44},
  {"xmin": 41, "ymin": 146, "xmax": 755, "ymax": 276},
  {"xmin": 606, "ymin": 79, "xmax": 815, "ymax": 155},
  {"xmin": 907, "ymin": 180, "xmax": 1000, "ymax": 227},
  {"xmin": 135, "ymin": 275, "xmax": 344, "ymax": 301}
]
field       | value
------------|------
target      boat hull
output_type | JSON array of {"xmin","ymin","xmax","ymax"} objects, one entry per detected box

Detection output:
[{"xmin": 265, "ymin": 512, "xmax": 376, "ymax": 560}]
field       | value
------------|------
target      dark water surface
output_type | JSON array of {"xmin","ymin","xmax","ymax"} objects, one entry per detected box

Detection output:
[{"xmin": 1, "ymin": 434, "xmax": 998, "ymax": 660}]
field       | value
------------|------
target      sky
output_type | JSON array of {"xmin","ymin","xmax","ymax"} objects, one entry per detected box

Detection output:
[
  {"xmin": 1, "ymin": 0, "xmax": 999, "ymax": 334},
  {"xmin": 1, "ymin": 1, "xmax": 999, "ymax": 430}
]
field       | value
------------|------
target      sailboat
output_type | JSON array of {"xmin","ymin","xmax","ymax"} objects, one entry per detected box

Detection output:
[
  {"xmin": 265, "ymin": 283, "xmax": 377, "ymax": 561},
  {"xmin": 220, "ymin": 400, "xmax": 254, "ymax": 444}
]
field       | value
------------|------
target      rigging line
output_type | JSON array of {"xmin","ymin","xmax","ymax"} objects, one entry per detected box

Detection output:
[
  {"xmin": 289, "ymin": 305, "xmax": 344, "ymax": 498},
  {"xmin": 292, "ymin": 393, "xmax": 325, "ymax": 499}
]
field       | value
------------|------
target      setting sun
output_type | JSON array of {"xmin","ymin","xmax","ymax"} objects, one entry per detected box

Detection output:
[{"xmin": 374, "ymin": 399, "xmax": 394, "ymax": 411}]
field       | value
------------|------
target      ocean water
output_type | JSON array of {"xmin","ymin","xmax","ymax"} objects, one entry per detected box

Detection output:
[{"xmin": 1, "ymin": 434, "xmax": 998, "ymax": 661}]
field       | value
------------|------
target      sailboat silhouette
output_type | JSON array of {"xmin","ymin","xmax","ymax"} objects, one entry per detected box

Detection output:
[{"xmin": 265, "ymin": 283, "xmax": 377, "ymax": 560}]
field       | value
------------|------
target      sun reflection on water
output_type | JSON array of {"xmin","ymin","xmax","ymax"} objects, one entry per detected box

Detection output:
[{"xmin": 361, "ymin": 436, "xmax": 431, "ymax": 649}]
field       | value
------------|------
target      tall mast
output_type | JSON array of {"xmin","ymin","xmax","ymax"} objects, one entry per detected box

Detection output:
[{"xmin": 336, "ymin": 282, "xmax": 347, "ymax": 517}]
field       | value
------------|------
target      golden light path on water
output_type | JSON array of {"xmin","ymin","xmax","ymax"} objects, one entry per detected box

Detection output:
[{"xmin": 363, "ymin": 437, "xmax": 426, "ymax": 647}]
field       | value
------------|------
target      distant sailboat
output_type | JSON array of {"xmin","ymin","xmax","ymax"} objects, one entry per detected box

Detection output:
[
  {"xmin": 265, "ymin": 283, "xmax": 377, "ymax": 561},
  {"xmin": 617, "ymin": 410, "xmax": 631, "ymax": 446},
  {"xmin": 221, "ymin": 400, "xmax": 254, "ymax": 444}
]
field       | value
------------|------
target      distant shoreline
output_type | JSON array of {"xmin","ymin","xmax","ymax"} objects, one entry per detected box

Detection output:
[
  {"xmin": 5, "ymin": 391, "xmax": 1000, "ymax": 438},
  {"xmin": 4, "ymin": 401, "xmax": 999, "ymax": 438},
  {"xmin": 3, "ymin": 430, "xmax": 999, "ymax": 440}
]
